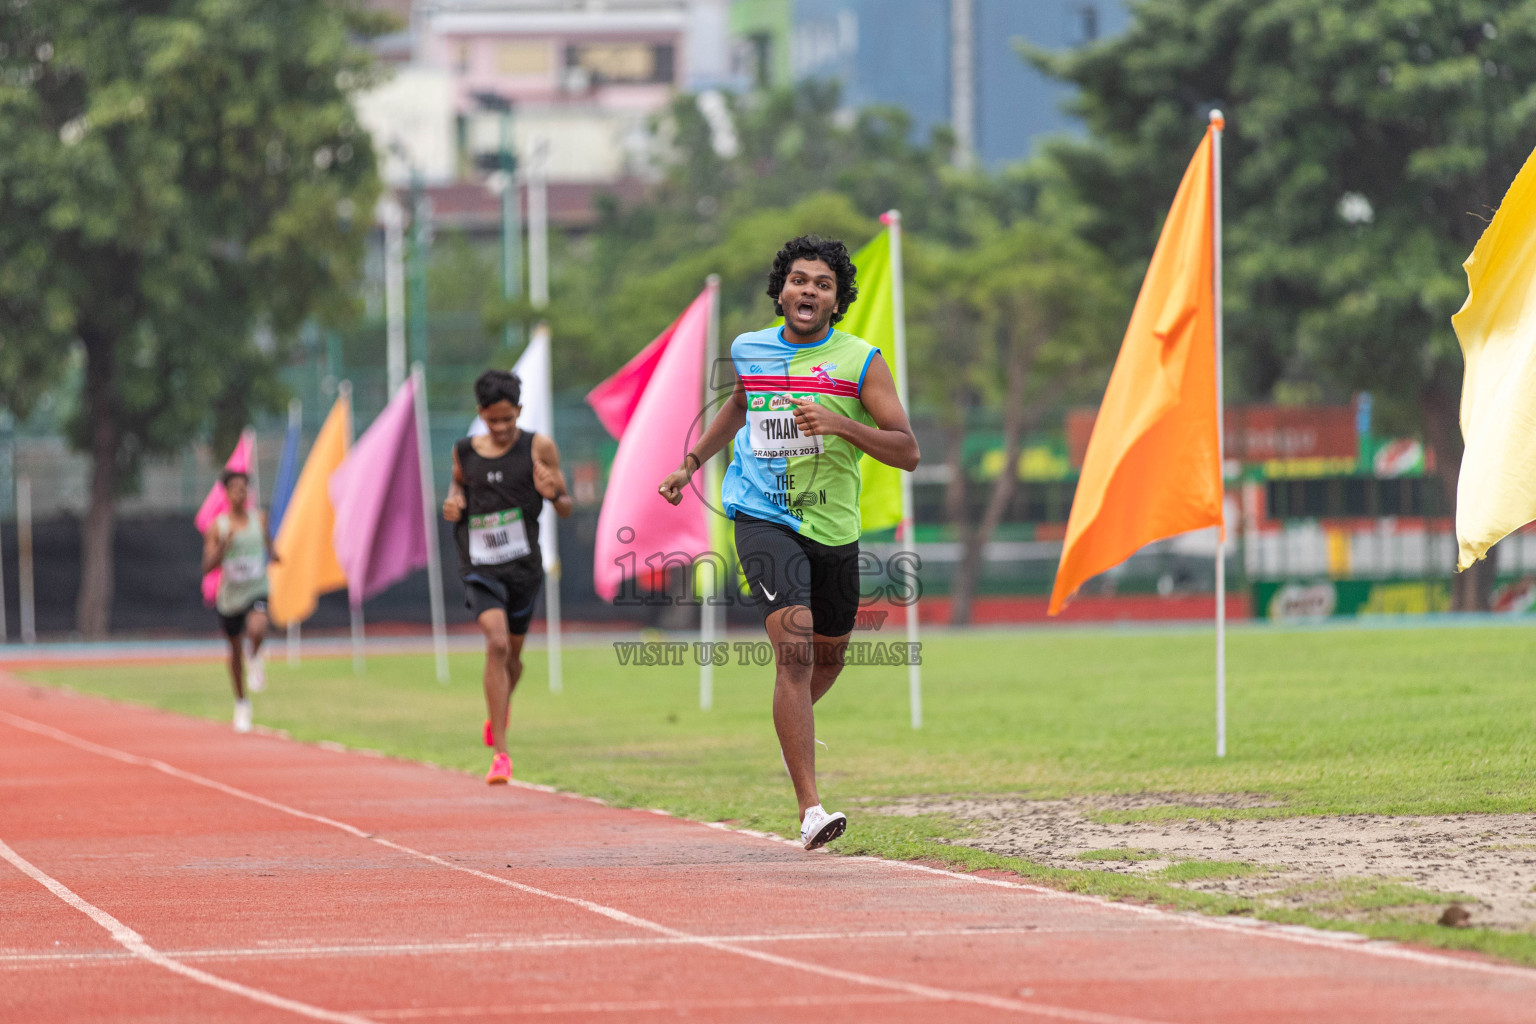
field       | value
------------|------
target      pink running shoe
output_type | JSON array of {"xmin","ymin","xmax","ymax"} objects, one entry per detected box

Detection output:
[
  {"xmin": 485, "ymin": 751, "xmax": 512, "ymax": 785},
  {"xmin": 483, "ymin": 714, "xmax": 511, "ymax": 747}
]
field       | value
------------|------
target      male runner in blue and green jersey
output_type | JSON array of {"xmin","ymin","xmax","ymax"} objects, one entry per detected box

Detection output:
[{"xmin": 659, "ymin": 235, "xmax": 920, "ymax": 850}]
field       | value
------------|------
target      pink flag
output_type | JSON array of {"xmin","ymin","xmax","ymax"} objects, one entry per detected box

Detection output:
[
  {"xmin": 587, "ymin": 287, "xmax": 713, "ymax": 602},
  {"xmin": 329, "ymin": 378, "xmax": 427, "ymax": 605},
  {"xmin": 194, "ymin": 430, "xmax": 255, "ymax": 606}
]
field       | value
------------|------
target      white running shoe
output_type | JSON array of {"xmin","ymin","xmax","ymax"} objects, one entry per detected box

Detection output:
[
  {"xmin": 799, "ymin": 804, "xmax": 847, "ymax": 851},
  {"xmin": 246, "ymin": 652, "xmax": 265, "ymax": 693},
  {"xmin": 233, "ymin": 699, "xmax": 253, "ymax": 734}
]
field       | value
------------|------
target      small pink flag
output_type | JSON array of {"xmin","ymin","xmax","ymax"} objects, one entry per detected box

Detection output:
[
  {"xmin": 194, "ymin": 430, "xmax": 256, "ymax": 607},
  {"xmin": 329, "ymin": 378, "xmax": 427, "ymax": 605},
  {"xmin": 587, "ymin": 287, "xmax": 714, "ymax": 602}
]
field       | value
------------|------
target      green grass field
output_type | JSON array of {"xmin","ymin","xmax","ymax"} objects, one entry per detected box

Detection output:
[{"xmin": 20, "ymin": 624, "xmax": 1536, "ymax": 963}]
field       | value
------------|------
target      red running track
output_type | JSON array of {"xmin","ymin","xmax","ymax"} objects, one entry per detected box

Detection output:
[{"xmin": 3, "ymin": 677, "xmax": 1535, "ymax": 1023}]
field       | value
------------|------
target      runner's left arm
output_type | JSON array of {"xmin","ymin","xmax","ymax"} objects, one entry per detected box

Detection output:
[
  {"xmin": 531, "ymin": 434, "xmax": 575, "ymax": 519},
  {"xmin": 789, "ymin": 354, "xmax": 919, "ymax": 471}
]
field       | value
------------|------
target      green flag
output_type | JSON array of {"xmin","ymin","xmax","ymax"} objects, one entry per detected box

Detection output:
[{"xmin": 840, "ymin": 230, "xmax": 905, "ymax": 534}]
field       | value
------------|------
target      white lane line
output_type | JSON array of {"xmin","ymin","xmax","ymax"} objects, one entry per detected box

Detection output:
[
  {"xmin": 0, "ymin": 838, "xmax": 375, "ymax": 1024},
  {"xmin": 358, "ymin": 992, "xmax": 931, "ymax": 1018},
  {"xmin": 701, "ymin": 824, "xmax": 1536, "ymax": 982},
  {"xmin": 0, "ymin": 710, "xmax": 1171, "ymax": 1024},
  {"xmin": 0, "ymin": 925, "xmax": 1132, "ymax": 968}
]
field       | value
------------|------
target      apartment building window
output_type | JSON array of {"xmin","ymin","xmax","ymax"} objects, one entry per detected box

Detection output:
[
  {"xmin": 497, "ymin": 41, "xmax": 553, "ymax": 77},
  {"xmin": 564, "ymin": 41, "xmax": 676, "ymax": 85}
]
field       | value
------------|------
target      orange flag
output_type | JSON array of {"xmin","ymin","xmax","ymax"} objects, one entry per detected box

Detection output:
[
  {"xmin": 1049, "ymin": 125, "xmax": 1223, "ymax": 615},
  {"xmin": 269, "ymin": 391, "xmax": 352, "ymax": 625}
]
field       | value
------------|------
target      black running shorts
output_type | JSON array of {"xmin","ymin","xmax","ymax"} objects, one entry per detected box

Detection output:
[
  {"xmin": 463, "ymin": 569, "xmax": 544, "ymax": 636},
  {"xmin": 733, "ymin": 513, "xmax": 860, "ymax": 637},
  {"xmin": 217, "ymin": 599, "xmax": 267, "ymax": 639}
]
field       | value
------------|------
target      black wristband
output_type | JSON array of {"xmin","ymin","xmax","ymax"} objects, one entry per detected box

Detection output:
[{"xmin": 684, "ymin": 452, "xmax": 701, "ymax": 472}]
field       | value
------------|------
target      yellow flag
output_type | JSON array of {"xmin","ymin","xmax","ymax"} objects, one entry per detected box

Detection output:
[
  {"xmin": 1451, "ymin": 145, "xmax": 1536, "ymax": 569},
  {"xmin": 838, "ymin": 229, "xmax": 906, "ymax": 534},
  {"xmin": 268, "ymin": 392, "xmax": 351, "ymax": 624}
]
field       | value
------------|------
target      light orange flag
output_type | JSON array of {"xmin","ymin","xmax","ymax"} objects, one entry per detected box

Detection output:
[
  {"xmin": 1049, "ymin": 125, "xmax": 1222, "ymax": 615},
  {"xmin": 269, "ymin": 391, "xmax": 352, "ymax": 625}
]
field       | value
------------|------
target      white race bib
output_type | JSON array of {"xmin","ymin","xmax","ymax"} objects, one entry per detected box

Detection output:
[
  {"xmin": 747, "ymin": 393, "xmax": 824, "ymax": 458},
  {"xmin": 469, "ymin": 508, "xmax": 531, "ymax": 565},
  {"xmin": 224, "ymin": 554, "xmax": 264, "ymax": 584}
]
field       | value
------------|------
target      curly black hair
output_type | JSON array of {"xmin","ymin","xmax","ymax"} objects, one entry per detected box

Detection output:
[
  {"xmin": 767, "ymin": 235, "xmax": 858, "ymax": 325},
  {"xmin": 474, "ymin": 368, "xmax": 522, "ymax": 409}
]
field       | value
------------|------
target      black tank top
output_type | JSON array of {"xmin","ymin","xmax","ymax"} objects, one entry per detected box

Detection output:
[{"xmin": 453, "ymin": 431, "xmax": 544, "ymax": 578}]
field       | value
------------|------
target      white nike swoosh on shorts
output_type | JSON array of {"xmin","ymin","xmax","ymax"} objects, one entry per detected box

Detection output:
[{"xmin": 762, "ymin": 584, "xmax": 778, "ymax": 601}]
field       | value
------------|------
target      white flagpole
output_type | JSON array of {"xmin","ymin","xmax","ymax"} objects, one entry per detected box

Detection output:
[
  {"xmin": 699, "ymin": 275, "xmax": 722, "ymax": 712},
  {"xmin": 534, "ymin": 323, "xmax": 563, "ymax": 695},
  {"xmin": 340, "ymin": 380, "xmax": 365, "ymax": 676},
  {"xmin": 1210, "ymin": 111, "xmax": 1227, "ymax": 758},
  {"xmin": 284, "ymin": 398, "xmax": 302, "ymax": 667},
  {"xmin": 884, "ymin": 211, "xmax": 922, "ymax": 731},
  {"xmin": 412, "ymin": 363, "xmax": 451, "ymax": 684}
]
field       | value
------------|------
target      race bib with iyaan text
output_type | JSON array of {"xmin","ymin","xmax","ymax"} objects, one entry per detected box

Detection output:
[{"xmin": 747, "ymin": 393, "xmax": 824, "ymax": 458}]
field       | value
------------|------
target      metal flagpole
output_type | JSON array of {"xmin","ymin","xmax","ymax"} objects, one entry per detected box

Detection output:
[
  {"xmin": 884, "ymin": 211, "xmax": 922, "ymax": 730},
  {"xmin": 285, "ymin": 398, "xmax": 302, "ymax": 667},
  {"xmin": 412, "ymin": 363, "xmax": 451, "ymax": 683},
  {"xmin": 1211, "ymin": 110, "xmax": 1227, "ymax": 758},
  {"xmin": 699, "ymin": 275, "xmax": 722, "ymax": 712},
  {"xmin": 18, "ymin": 476, "xmax": 35, "ymax": 645},
  {"xmin": 340, "ymin": 380, "xmax": 365, "ymax": 675}
]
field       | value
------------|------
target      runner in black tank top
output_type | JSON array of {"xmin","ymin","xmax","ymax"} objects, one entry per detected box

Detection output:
[{"xmin": 443, "ymin": 369, "xmax": 573, "ymax": 785}]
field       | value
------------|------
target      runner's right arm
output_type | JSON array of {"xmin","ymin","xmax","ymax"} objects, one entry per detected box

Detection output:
[
  {"xmin": 201, "ymin": 523, "xmax": 230, "ymax": 575},
  {"xmin": 659, "ymin": 378, "xmax": 747, "ymax": 506},
  {"xmin": 443, "ymin": 445, "xmax": 467, "ymax": 522}
]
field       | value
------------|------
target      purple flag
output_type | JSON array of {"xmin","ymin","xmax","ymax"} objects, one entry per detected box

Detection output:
[{"xmin": 330, "ymin": 377, "xmax": 427, "ymax": 605}]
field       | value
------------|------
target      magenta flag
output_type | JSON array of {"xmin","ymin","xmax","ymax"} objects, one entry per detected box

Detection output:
[
  {"xmin": 330, "ymin": 378, "xmax": 427, "ymax": 605},
  {"xmin": 194, "ymin": 429, "xmax": 255, "ymax": 606},
  {"xmin": 587, "ymin": 287, "xmax": 713, "ymax": 602}
]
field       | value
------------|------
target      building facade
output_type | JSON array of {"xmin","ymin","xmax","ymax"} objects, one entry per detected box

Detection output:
[{"xmin": 729, "ymin": 0, "xmax": 1129, "ymax": 166}]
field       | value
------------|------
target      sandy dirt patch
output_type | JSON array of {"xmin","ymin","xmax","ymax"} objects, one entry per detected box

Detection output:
[{"xmin": 870, "ymin": 794, "xmax": 1536, "ymax": 930}]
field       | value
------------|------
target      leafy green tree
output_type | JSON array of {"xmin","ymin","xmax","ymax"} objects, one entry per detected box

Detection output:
[
  {"xmin": 0, "ymin": 0, "xmax": 383, "ymax": 634},
  {"xmin": 908, "ymin": 224, "xmax": 1121, "ymax": 624},
  {"xmin": 1035, "ymin": 0, "xmax": 1536, "ymax": 607}
]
